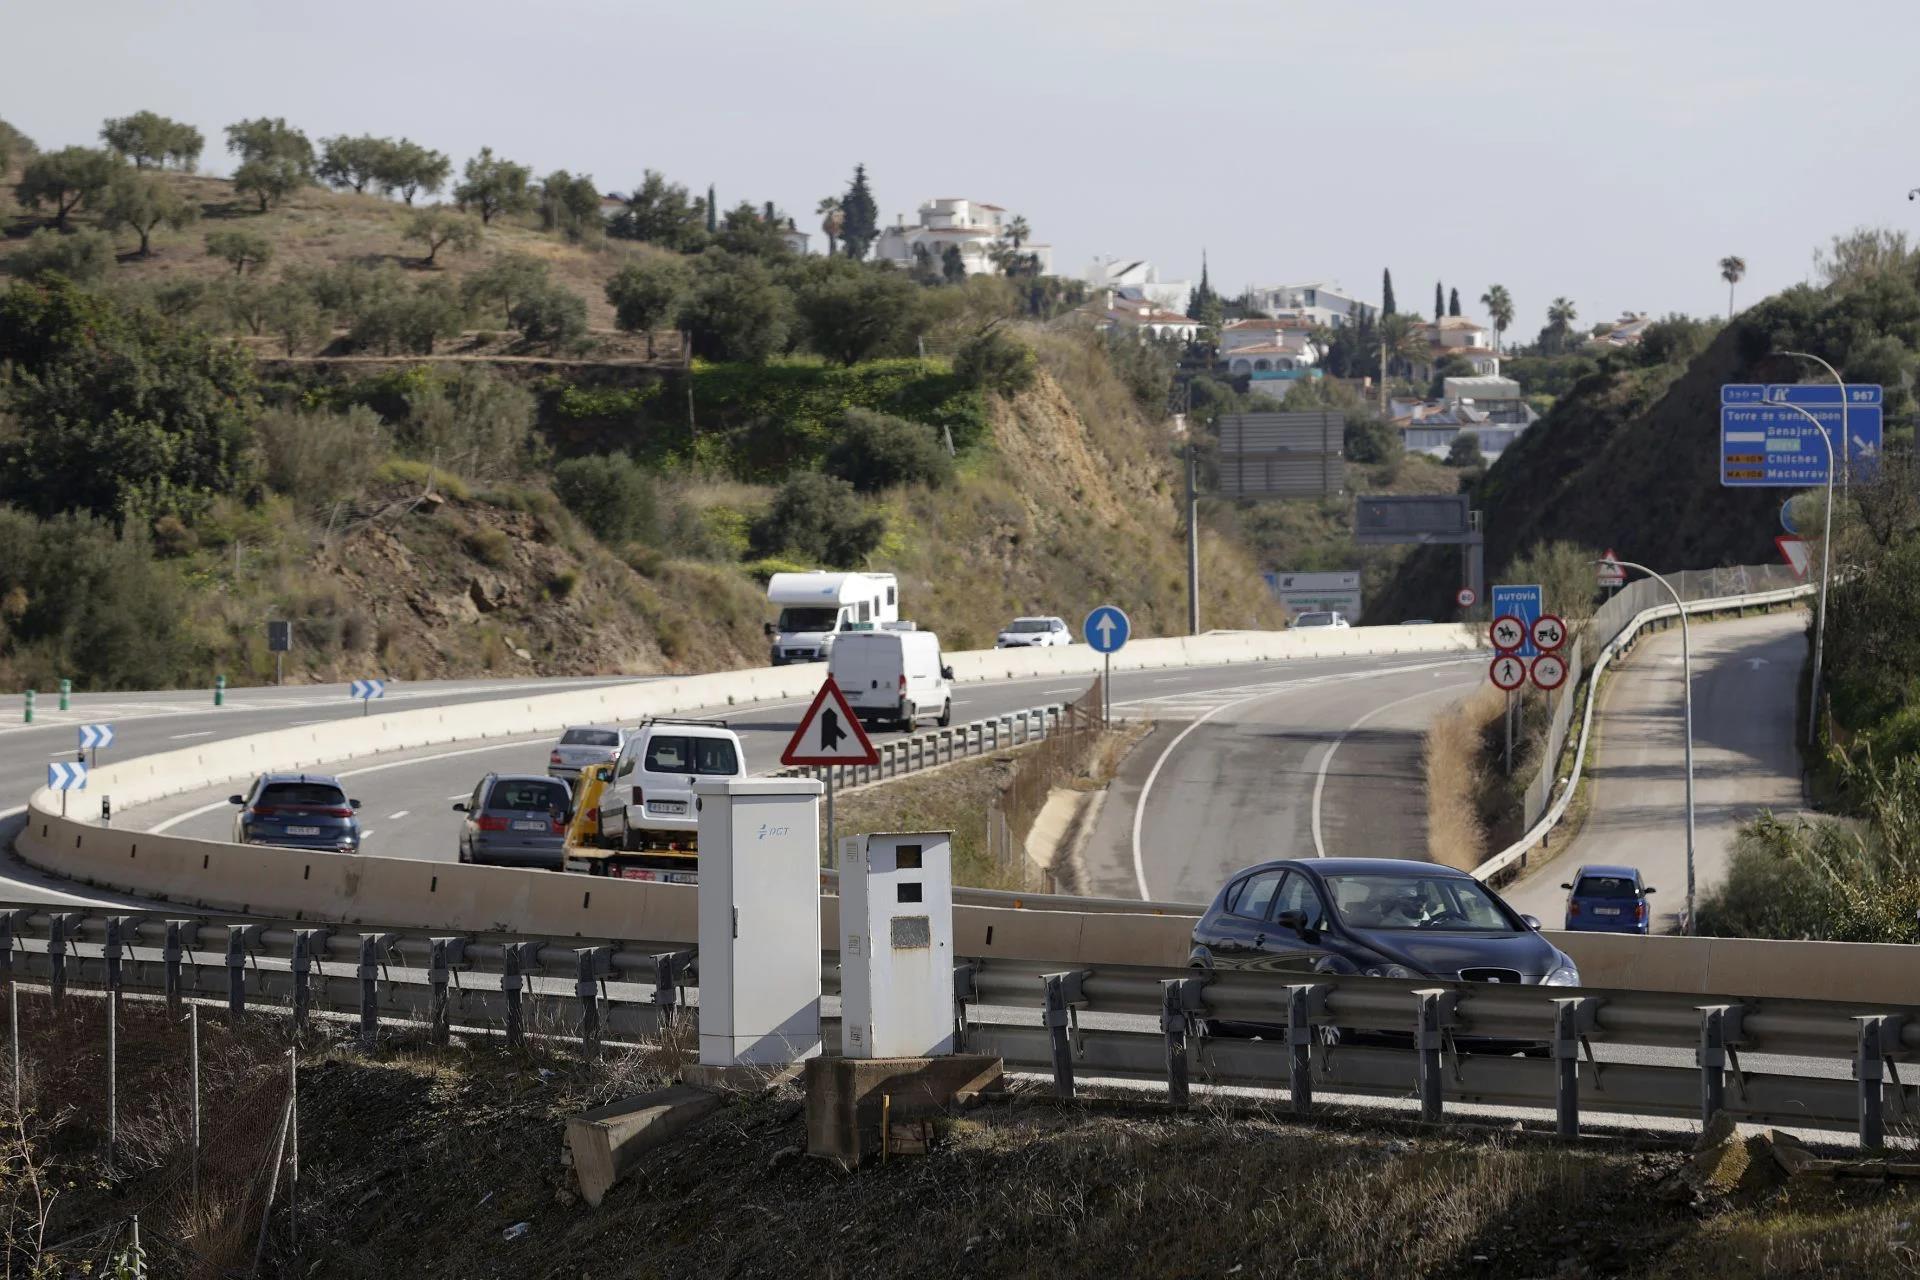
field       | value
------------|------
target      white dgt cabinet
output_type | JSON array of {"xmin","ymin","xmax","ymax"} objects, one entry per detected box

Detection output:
[
  {"xmin": 694, "ymin": 778, "xmax": 824, "ymax": 1067},
  {"xmin": 839, "ymin": 831, "xmax": 954, "ymax": 1058}
]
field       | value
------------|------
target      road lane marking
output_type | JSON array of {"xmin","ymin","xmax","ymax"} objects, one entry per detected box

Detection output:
[
  {"xmin": 151, "ymin": 799, "xmax": 233, "ymax": 833},
  {"xmin": 169, "ymin": 731, "xmax": 215, "ymax": 740},
  {"xmin": 1041, "ymin": 686, "xmax": 1084, "ymax": 695},
  {"xmin": 1309, "ymin": 680, "xmax": 1481, "ymax": 859},
  {"xmin": 387, "ymin": 811, "xmax": 410, "ymax": 820}
]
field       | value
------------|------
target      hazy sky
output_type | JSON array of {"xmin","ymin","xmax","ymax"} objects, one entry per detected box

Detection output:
[{"xmin": 10, "ymin": 1, "xmax": 1918, "ymax": 333}]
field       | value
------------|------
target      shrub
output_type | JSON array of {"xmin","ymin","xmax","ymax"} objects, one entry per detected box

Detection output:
[
  {"xmin": 149, "ymin": 514, "xmax": 197, "ymax": 558},
  {"xmin": 551, "ymin": 453, "xmax": 660, "ymax": 546},
  {"xmin": 395, "ymin": 368, "xmax": 535, "ymax": 482},
  {"xmin": 1445, "ymin": 432, "xmax": 1485, "ymax": 468},
  {"xmin": 372, "ymin": 457, "xmax": 470, "ymax": 500},
  {"xmin": 751, "ymin": 472, "xmax": 885, "ymax": 566},
  {"xmin": 822, "ymin": 408, "xmax": 954, "ymax": 492},
  {"xmin": 510, "ymin": 283, "xmax": 588, "ymax": 353},
  {"xmin": 1342, "ymin": 411, "xmax": 1401, "ymax": 465},
  {"xmin": 255, "ymin": 405, "xmax": 388, "ymax": 511},
  {"xmin": 463, "ymin": 525, "xmax": 512, "ymax": 567},
  {"xmin": 8, "ymin": 228, "xmax": 117, "ymax": 284},
  {"xmin": 953, "ymin": 327, "xmax": 1037, "ymax": 395}
]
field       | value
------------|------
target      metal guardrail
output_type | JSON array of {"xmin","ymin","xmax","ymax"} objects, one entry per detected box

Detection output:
[
  {"xmin": 6, "ymin": 904, "xmax": 1915, "ymax": 1146},
  {"xmin": 776, "ymin": 705, "xmax": 1066, "ymax": 792},
  {"xmin": 1477, "ymin": 569, "xmax": 1815, "ymax": 886}
]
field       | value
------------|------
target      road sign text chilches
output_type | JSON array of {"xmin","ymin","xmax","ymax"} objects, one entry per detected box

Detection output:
[{"xmin": 1719, "ymin": 383, "xmax": 1883, "ymax": 487}]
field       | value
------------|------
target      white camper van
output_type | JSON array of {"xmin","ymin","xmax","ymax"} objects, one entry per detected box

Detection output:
[
  {"xmin": 827, "ymin": 630, "xmax": 954, "ymax": 731},
  {"xmin": 764, "ymin": 571, "xmax": 900, "ymax": 665}
]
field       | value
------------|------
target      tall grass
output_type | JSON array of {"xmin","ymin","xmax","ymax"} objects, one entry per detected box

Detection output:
[{"xmin": 1424, "ymin": 684, "xmax": 1507, "ymax": 870}]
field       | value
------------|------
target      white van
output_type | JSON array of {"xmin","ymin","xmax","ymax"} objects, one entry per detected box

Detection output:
[
  {"xmin": 828, "ymin": 630, "xmax": 954, "ymax": 732},
  {"xmin": 597, "ymin": 719, "xmax": 746, "ymax": 852},
  {"xmin": 764, "ymin": 571, "xmax": 900, "ymax": 666}
]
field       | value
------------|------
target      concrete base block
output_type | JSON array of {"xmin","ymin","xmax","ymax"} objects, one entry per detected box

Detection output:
[
  {"xmin": 566, "ymin": 1084, "xmax": 721, "ymax": 1207},
  {"xmin": 805, "ymin": 1054, "xmax": 1006, "ymax": 1167}
]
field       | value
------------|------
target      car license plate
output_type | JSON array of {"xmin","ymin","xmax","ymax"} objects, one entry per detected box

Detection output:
[
  {"xmin": 1595, "ymin": 907, "xmax": 1622, "ymax": 916},
  {"xmin": 649, "ymin": 801, "xmax": 687, "ymax": 815},
  {"xmin": 512, "ymin": 820, "xmax": 547, "ymax": 832},
  {"xmin": 619, "ymin": 868, "xmax": 697, "ymax": 884},
  {"xmin": 287, "ymin": 825, "xmax": 320, "ymax": 836}
]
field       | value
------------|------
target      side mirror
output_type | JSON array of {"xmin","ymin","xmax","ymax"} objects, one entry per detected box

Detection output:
[
  {"xmin": 1274, "ymin": 909, "xmax": 1316, "ymax": 937},
  {"xmin": 1558, "ymin": 883, "xmax": 1572, "ymax": 890},
  {"xmin": 1643, "ymin": 887, "xmax": 1657, "ymax": 895},
  {"xmin": 941, "ymin": 665, "xmax": 954, "ymax": 681},
  {"xmin": 451, "ymin": 802, "xmax": 468, "ymax": 813},
  {"xmin": 1522, "ymin": 914, "xmax": 1542, "ymax": 930},
  {"xmin": 762, "ymin": 622, "xmax": 777, "ymax": 638},
  {"xmin": 228, "ymin": 795, "xmax": 245, "ymax": 805},
  {"xmin": 349, "ymin": 798, "xmax": 362, "ymax": 810}
]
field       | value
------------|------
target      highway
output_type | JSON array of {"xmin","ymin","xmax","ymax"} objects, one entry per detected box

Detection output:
[
  {"xmin": 93, "ymin": 651, "xmax": 1480, "ymax": 880},
  {"xmin": 1503, "ymin": 610, "xmax": 1808, "ymax": 930}
]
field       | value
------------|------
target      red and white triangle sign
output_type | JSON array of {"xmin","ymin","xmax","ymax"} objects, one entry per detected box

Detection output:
[
  {"xmin": 781, "ymin": 675, "xmax": 881, "ymax": 767},
  {"xmin": 1776, "ymin": 535, "xmax": 1811, "ymax": 581},
  {"xmin": 1597, "ymin": 549, "xmax": 1626, "ymax": 586}
]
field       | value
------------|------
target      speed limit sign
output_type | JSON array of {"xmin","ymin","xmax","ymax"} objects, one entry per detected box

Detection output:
[
  {"xmin": 1531, "ymin": 652, "xmax": 1569, "ymax": 692},
  {"xmin": 1531, "ymin": 614, "xmax": 1568, "ymax": 652},
  {"xmin": 1489, "ymin": 654, "xmax": 1527, "ymax": 691},
  {"xmin": 1455, "ymin": 587, "xmax": 1477, "ymax": 608}
]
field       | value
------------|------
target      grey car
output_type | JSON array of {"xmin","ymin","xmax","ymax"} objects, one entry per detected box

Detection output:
[
  {"xmin": 454, "ymin": 774, "xmax": 571, "ymax": 869},
  {"xmin": 548, "ymin": 725, "xmax": 626, "ymax": 782}
]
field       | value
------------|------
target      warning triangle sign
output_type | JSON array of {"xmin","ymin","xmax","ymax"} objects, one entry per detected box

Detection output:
[
  {"xmin": 1597, "ymin": 549, "xmax": 1626, "ymax": 587},
  {"xmin": 1775, "ymin": 535, "xmax": 1811, "ymax": 581},
  {"xmin": 781, "ymin": 675, "xmax": 881, "ymax": 767}
]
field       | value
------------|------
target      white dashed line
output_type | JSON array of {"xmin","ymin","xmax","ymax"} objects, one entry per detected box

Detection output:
[{"xmin": 387, "ymin": 810, "xmax": 409, "ymax": 820}]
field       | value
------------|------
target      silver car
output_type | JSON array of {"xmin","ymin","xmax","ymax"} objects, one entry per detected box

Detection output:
[
  {"xmin": 454, "ymin": 774, "xmax": 571, "ymax": 869},
  {"xmin": 548, "ymin": 725, "xmax": 626, "ymax": 781}
]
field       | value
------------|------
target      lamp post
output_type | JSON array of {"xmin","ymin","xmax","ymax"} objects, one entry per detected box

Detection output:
[
  {"xmin": 1599, "ymin": 557, "xmax": 1696, "ymax": 934},
  {"xmin": 1762, "ymin": 396, "xmax": 1836, "ymax": 746},
  {"xmin": 1780, "ymin": 351, "xmax": 1850, "ymax": 490}
]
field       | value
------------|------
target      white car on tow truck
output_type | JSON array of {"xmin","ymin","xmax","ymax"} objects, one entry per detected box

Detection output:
[{"xmin": 576, "ymin": 719, "xmax": 745, "ymax": 882}]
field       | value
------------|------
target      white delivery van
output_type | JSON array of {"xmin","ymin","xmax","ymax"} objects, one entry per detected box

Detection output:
[
  {"xmin": 828, "ymin": 630, "xmax": 954, "ymax": 732},
  {"xmin": 764, "ymin": 571, "xmax": 900, "ymax": 665}
]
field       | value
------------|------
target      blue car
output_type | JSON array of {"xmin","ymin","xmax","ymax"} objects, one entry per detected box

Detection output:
[
  {"xmin": 1560, "ymin": 864, "xmax": 1655, "ymax": 933},
  {"xmin": 230, "ymin": 773, "xmax": 362, "ymax": 853}
]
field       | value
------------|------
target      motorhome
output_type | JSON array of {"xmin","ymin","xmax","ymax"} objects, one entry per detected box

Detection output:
[{"xmin": 764, "ymin": 571, "xmax": 900, "ymax": 665}]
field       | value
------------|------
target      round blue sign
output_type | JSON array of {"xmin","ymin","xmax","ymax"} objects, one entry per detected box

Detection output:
[
  {"xmin": 1780, "ymin": 497, "xmax": 1799, "ymax": 536},
  {"xmin": 1083, "ymin": 605, "xmax": 1131, "ymax": 654}
]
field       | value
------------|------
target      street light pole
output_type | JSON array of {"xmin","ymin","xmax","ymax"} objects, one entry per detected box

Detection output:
[
  {"xmin": 1599, "ymin": 557, "xmax": 1697, "ymax": 934},
  {"xmin": 1781, "ymin": 351, "xmax": 1850, "ymax": 491},
  {"xmin": 1764, "ymin": 396, "xmax": 1836, "ymax": 746}
]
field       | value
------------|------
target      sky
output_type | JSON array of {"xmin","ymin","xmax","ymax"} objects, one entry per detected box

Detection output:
[{"xmin": 9, "ymin": 0, "xmax": 1919, "ymax": 334}]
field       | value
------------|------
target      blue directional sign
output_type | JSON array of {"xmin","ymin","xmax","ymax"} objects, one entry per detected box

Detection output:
[
  {"xmin": 1490, "ymin": 584, "xmax": 1543, "ymax": 658},
  {"xmin": 1083, "ymin": 605, "xmax": 1131, "ymax": 655},
  {"xmin": 1720, "ymin": 384, "xmax": 1882, "ymax": 487},
  {"xmin": 46, "ymin": 761, "xmax": 87, "ymax": 791},
  {"xmin": 350, "ymin": 679, "xmax": 386, "ymax": 701},
  {"xmin": 77, "ymin": 724, "xmax": 114, "ymax": 751},
  {"xmin": 1780, "ymin": 497, "xmax": 1799, "ymax": 536}
]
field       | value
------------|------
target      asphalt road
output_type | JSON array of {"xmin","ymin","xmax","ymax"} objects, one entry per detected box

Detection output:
[
  {"xmin": 1081, "ymin": 657, "xmax": 1484, "ymax": 902},
  {"xmin": 1503, "ymin": 610, "xmax": 1808, "ymax": 930},
  {"xmin": 107, "ymin": 651, "xmax": 1483, "ymax": 873}
]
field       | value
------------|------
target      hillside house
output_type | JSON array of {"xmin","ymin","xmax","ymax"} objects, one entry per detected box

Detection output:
[{"xmin": 872, "ymin": 198, "xmax": 1053, "ymax": 277}]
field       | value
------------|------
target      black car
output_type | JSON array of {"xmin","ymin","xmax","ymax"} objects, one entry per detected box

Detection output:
[
  {"xmin": 1191, "ymin": 857, "xmax": 1579, "ymax": 985},
  {"xmin": 230, "ymin": 773, "xmax": 362, "ymax": 853}
]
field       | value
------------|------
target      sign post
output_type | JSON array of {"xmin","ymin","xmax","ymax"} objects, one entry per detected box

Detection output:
[
  {"xmin": 46, "ymin": 761, "xmax": 87, "ymax": 819},
  {"xmin": 350, "ymin": 679, "xmax": 386, "ymax": 717},
  {"xmin": 781, "ymin": 675, "xmax": 881, "ymax": 868},
  {"xmin": 78, "ymin": 724, "xmax": 115, "ymax": 773},
  {"xmin": 1083, "ymin": 605, "xmax": 1132, "ymax": 722},
  {"xmin": 267, "ymin": 621, "xmax": 291, "ymax": 686}
]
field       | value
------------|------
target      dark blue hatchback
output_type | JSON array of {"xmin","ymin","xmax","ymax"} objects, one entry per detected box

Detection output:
[
  {"xmin": 230, "ymin": 774, "xmax": 362, "ymax": 853},
  {"xmin": 1560, "ymin": 864, "xmax": 1654, "ymax": 934}
]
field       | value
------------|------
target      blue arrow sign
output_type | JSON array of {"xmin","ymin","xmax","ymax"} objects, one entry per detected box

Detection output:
[
  {"xmin": 1720, "ymin": 384, "xmax": 1882, "ymax": 487},
  {"xmin": 77, "ymin": 724, "xmax": 114, "ymax": 751},
  {"xmin": 350, "ymin": 679, "xmax": 386, "ymax": 701},
  {"xmin": 1083, "ymin": 605, "xmax": 1131, "ymax": 655},
  {"xmin": 1490, "ymin": 584, "xmax": 1543, "ymax": 658},
  {"xmin": 46, "ymin": 761, "xmax": 87, "ymax": 791}
]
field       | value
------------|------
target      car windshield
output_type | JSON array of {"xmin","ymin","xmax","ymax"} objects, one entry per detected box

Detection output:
[
  {"xmin": 1295, "ymin": 612, "xmax": 1334, "ymax": 627},
  {"xmin": 258, "ymin": 782, "xmax": 346, "ymax": 808},
  {"xmin": 560, "ymin": 728, "xmax": 620, "ymax": 747},
  {"xmin": 1575, "ymin": 875, "xmax": 1637, "ymax": 899},
  {"xmin": 1323, "ymin": 873, "xmax": 1516, "ymax": 932},
  {"xmin": 1008, "ymin": 620, "xmax": 1051, "ymax": 633},
  {"xmin": 487, "ymin": 779, "xmax": 569, "ymax": 812},
  {"xmin": 644, "ymin": 735, "xmax": 740, "ymax": 776},
  {"xmin": 777, "ymin": 607, "xmax": 840, "ymax": 633}
]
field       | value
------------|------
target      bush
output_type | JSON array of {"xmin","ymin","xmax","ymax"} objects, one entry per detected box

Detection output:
[
  {"xmin": 8, "ymin": 228, "xmax": 116, "ymax": 284},
  {"xmin": 1445, "ymin": 432, "xmax": 1485, "ymax": 468},
  {"xmin": 680, "ymin": 251, "xmax": 791, "ymax": 363},
  {"xmin": 255, "ymin": 405, "xmax": 388, "ymax": 511},
  {"xmin": 372, "ymin": 457, "xmax": 470, "ymax": 499},
  {"xmin": 822, "ymin": 408, "xmax": 954, "ymax": 492},
  {"xmin": 551, "ymin": 453, "xmax": 660, "ymax": 546},
  {"xmin": 395, "ymin": 368, "xmax": 535, "ymax": 482},
  {"xmin": 953, "ymin": 326, "xmax": 1037, "ymax": 395},
  {"xmin": 462, "ymin": 525, "xmax": 512, "ymax": 567},
  {"xmin": 1342, "ymin": 411, "xmax": 1401, "ymax": 465},
  {"xmin": 751, "ymin": 472, "xmax": 885, "ymax": 566},
  {"xmin": 510, "ymin": 284, "xmax": 588, "ymax": 353}
]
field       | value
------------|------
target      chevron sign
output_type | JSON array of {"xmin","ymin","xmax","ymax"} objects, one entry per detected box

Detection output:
[
  {"xmin": 77, "ymin": 724, "xmax": 114, "ymax": 751},
  {"xmin": 350, "ymin": 679, "xmax": 386, "ymax": 701},
  {"xmin": 46, "ymin": 761, "xmax": 87, "ymax": 791}
]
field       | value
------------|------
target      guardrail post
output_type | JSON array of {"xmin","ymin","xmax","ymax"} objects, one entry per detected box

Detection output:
[
  {"xmin": 291, "ymin": 930, "xmax": 317, "ymax": 1033},
  {"xmin": 575, "ymin": 947, "xmax": 610, "ymax": 1054},
  {"xmin": 1696, "ymin": 1005, "xmax": 1737, "ymax": 1126},
  {"xmin": 1552, "ymin": 998, "xmax": 1585, "ymax": 1139},
  {"xmin": 1413, "ymin": 989, "xmax": 1455, "ymax": 1123},
  {"xmin": 651, "ymin": 949, "xmax": 696, "ymax": 1033},
  {"xmin": 102, "ymin": 916, "xmax": 126, "ymax": 998},
  {"xmin": 0, "ymin": 912, "xmax": 16, "ymax": 995},
  {"xmin": 48, "ymin": 913, "xmax": 81, "ymax": 1008},
  {"xmin": 1041, "ymin": 972, "xmax": 1085, "ymax": 1099},
  {"xmin": 429, "ymin": 938, "xmax": 464, "ymax": 1046},
  {"xmin": 225, "ymin": 925, "xmax": 260, "ymax": 1025},
  {"xmin": 358, "ymin": 934, "xmax": 390, "ymax": 1051},
  {"xmin": 163, "ymin": 921, "xmax": 191, "ymax": 1015},
  {"xmin": 1161, "ymin": 976, "xmax": 1207, "ymax": 1110},
  {"xmin": 1854, "ymin": 1015, "xmax": 1902, "ymax": 1149},
  {"xmin": 501, "ymin": 942, "xmax": 536, "ymax": 1049},
  {"xmin": 1286, "ymin": 984, "xmax": 1323, "ymax": 1116},
  {"xmin": 952, "ymin": 963, "xmax": 977, "ymax": 1054}
]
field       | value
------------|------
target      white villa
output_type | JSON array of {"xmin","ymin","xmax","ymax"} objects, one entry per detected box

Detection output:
[
  {"xmin": 1083, "ymin": 257, "xmax": 1192, "ymax": 313},
  {"xmin": 872, "ymin": 198, "xmax": 1053, "ymax": 277},
  {"xmin": 1241, "ymin": 282, "xmax": 1377, "ymax": 329}
]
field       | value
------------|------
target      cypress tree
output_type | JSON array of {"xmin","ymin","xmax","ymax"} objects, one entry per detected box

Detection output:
[
  {"xmin": 839, "ymin": 163, "xmax": 879, "ymax": 260},
  {"xmin": 1448, "ymin": 287, "xmax": 1461, "ymax": 317},
  {"xmin": 1382, "ymin": 268, "xmax": 1396, "ymax": 316},
  {"xmin": 706, "ymin": 184, "xmax": 717, "ymax": 233},
  {"xmin": 1434, "ymin": 281, "xmax": 1443, "ymax": 321}
]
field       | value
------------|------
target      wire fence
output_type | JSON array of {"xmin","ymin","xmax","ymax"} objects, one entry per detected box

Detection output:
[{"xmin": 987, "ymin": 678, "xmax": 1108, "ymax": 891}]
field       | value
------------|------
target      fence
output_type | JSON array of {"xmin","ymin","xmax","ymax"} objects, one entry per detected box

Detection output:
[
  {"xmin": 778, "ymin": 705, "xmax": 1068, "ymax": 794},
  {"xmin": 5, "ymin": 906, "xmax": 1917, "ymax": 1152},
  {"xmin": 986, "ymin": 679, "xmax": 1108, "ymax": 890}
]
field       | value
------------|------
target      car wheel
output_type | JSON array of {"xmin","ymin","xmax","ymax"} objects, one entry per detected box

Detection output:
[
  {"xmin": 621, "ymin": 815, "xmax": 642, "ymax": 853},
  {"xmin": 937, "ymin": 700, "xmax": 952, "ymax": 728}
]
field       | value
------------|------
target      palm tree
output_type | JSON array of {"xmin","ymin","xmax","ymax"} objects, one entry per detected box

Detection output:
[
  {"xmin": 1005, "ymin": 214, "xmax": 1030, "ymax": 251},
  {"xmin": 1545, "ymin": 297, "xmax": 1578, "ymax": 353},
  {"xmin": 1719, "ymin": 255, "xmax": 1746, "ymax": 319},
  {"xmin": 1375, "ymin": 312, "xmax": 1428, "ymax": 414},
  {"xmin": 817, "ymin": 196, "xmax": 844, "ymax": 257},
  {"xmin": 1479, "ymin": 284, "xmax": 1514, "ymax": 353}
]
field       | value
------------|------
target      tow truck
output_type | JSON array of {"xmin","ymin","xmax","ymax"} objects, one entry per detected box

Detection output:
[{"xmin": 561, "ymin": 719, "xmax": 745, "ymax": 882}]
